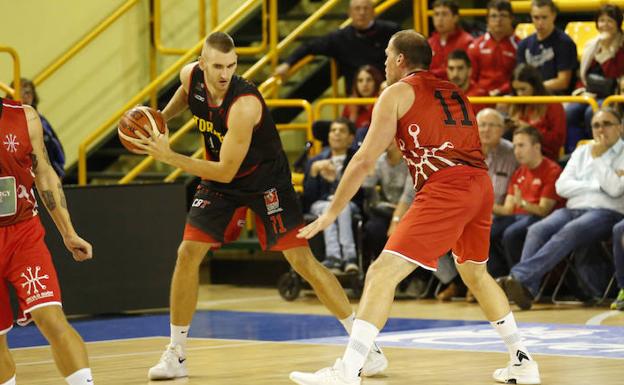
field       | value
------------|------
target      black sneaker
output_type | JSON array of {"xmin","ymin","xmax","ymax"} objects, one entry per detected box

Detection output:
[
  {"xmin": 322, "ymin": 257, "xmax": 342, "ymax": 274},
  {"xmin": 505, "ymin": 276, "xmax": 534, "ymax": 310}
]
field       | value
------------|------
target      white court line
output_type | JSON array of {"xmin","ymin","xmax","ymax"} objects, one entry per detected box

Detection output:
[
  {"xmin": 16, "ymin": 339, "xmax": 270, "ymax": 367},
  {"xmin": 586, "ymin": 310, "xmax": 621, "ymax": 326},
  {"xmin": 197, "ymin": 295, "xmax": 281, "ymax": 307}
]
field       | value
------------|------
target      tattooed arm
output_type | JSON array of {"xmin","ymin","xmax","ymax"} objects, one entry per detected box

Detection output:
[{"xmin": 26, "ymin": 106, "xmax": 92, "ymax": 261}]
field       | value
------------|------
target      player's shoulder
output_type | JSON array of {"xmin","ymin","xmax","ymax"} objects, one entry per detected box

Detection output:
[
  {"xmin": 180, "ymin": 62, "xmax": 198, "ymax": 86},
  {"xmin": 22, "ymin": 104, "xmax": 38, "ymax": 120}
]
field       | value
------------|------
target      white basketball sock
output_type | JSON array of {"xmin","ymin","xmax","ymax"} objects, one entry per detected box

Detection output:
[
  {"xmin": 339, "ymin": 313, "xmax": 355, "ymax": 334},
  {"xmin": 65, "ymin": 368, "xmax": 93, "ymax": 385},
  {"xmin": 491, "ymin": 312, "xmax": 533, "ymax": 364},
  {"xmin": 170, "ymin": 324, "xmax": 190, "ymax": 352},
  {"xmin": 342, "ymin": 319, "xmax": 379, "ymax": 379},
  {"xmin": 1, "ymin": 375, "xmax": 15, "ymax": 385}
]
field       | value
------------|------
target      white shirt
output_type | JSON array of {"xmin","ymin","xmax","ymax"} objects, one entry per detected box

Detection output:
[{"xmin": 555, "ymin": 139, "xmax": 624, "ymax": 214}]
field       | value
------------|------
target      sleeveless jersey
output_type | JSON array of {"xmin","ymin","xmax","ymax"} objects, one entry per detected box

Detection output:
[
  {"xmin": 187, "ymin": 66, "xmax": 289, "ymax": 191},
  {"xmin": 0, "ymin": 98, "xmax": 38, "ymax": 226},
  {"xmin": 397, "ymin": 71, "xmax": 487, "ymax": 192}
]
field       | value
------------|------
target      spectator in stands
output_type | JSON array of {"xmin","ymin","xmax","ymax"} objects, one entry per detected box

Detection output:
[
  {"xmin": 304, "ymin": 118, "xmax": 361, "ymax": 273},
  {"xmin": 509, "ymin": 63, "xmax": 566, "ymax": 161},
  {"xmin": 7, "ymin": 78, "xmax": 65, "ymax": 178},
  {"xmin": 342, "ymin": 65, "xmax": 384, "ymax": 130},
  {"xmin": 517, "ymin": 0, "xmax": 578, "ymax": 94},
  {"xmin": 468, "ymin": 0, "xmax": 520, "ymax": 96},
  {"xmin": 361, "ymin": 142, "xmax": 413, "ymax": 263},
  {"xmin": 499, "ymin": 108, "xmax": 624, "ymax": 310},
  {"xmin": 273, "ymin": 0, "xmax": 399, "ymax": 93},
  {"xmin": 446, "ymin": 50, "xmax": 488, "ymax": 113},
  {"xmin": 489, "ymin": 126, "xmax": 562, "ymax": 279},
  {"xmin": 618, "ymin": 77, "xmax": 624, "ymax": 116},
  {"xmin": 437, "ymin": 108, "xmax": 518, "ymax": 302},
  {"xmin": 566, "ymin": 4, "xmax": 624, "ymax": 153},
  {"xmin": 428, "ymin": 0, "xmax": 474, "ymax": 80},
  {"xmin": 611, "ymin": 219, "xmax": 624, "ymax": 310}
]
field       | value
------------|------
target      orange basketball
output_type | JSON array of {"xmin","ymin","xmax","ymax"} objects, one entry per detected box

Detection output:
[{"xmin": 117, "ymin": 106, "xmax": 166, "ymax": 153}]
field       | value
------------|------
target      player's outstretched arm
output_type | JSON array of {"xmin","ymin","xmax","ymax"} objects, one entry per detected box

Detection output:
[
  {"xmin": 26, "ymin": 106, "xmax": 92, "ymax": 261},
  {"xmin": 130, "ymin": 95, "xmax": 258, "ymax": 183},
  {"xmin": 298, "ymin": 84, "xmax": 405, "ymax": 240},
  {"xmin": 160, "ymin": 63, "xmax": 194, "ymax": 121}
]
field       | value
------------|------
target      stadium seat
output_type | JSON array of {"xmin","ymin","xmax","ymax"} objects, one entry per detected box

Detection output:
[
  {"xmin": 565, "ymin": 22, "xmax": 598, "ymax": 59},
  {"xmin": 514, "ymin": 23, "xmax": 536, "ymax": 40}
]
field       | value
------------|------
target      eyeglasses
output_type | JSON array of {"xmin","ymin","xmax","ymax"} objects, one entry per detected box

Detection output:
[{"xmin": 591, "ymin": 121, "xmax": 619, "ymax": 130}]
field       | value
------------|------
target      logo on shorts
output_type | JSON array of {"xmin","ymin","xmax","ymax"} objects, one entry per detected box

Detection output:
[
  {"xmin": 263, "ymin": 188, "xmax": 283, "ymax": 215},
  {"xmin": 20, "ymin": 266, "xmax": 53, "ymax": 304},
  {"xmin": 191, "ymin": 198, "xmax": 211, "ymax": 209}
]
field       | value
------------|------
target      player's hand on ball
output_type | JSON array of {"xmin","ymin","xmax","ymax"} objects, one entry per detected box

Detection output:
[
  {"xmin": 132, "ymin": 124, "xmax": 172, "ymax": 162},
  {"xmin": 297, "ymin": 212, "xmax": 336, "ymax": 239},
  {"xmin": 63, "ymin": 234, "xmax": 93, "ymax": 262}
]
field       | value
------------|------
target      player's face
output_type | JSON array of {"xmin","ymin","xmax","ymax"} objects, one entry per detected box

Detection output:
[
  {"xmin": 512, "ymin": 133, "xmax": 539, "ymax": 165},
  {"xmin": 477, "ymin": 112, "xmax": 504, "ymax": 146},
  {"xmin": 349, "ymin": 0, "xmax": 375, "ymax": 30},
  {"xmin": 384, "ymin": 43, "xmax": 400, "ymax": 85},
  {"xmin": 531, "ymin": 6, "xmax": 556, "ymax": 37},
  {"xmin": 328, "ymin": 122, "xmax": 354, "ymax": 151},
  {"xmin": 433, "ymin": 6, "xmax": 459, "ymax": 35},
  {"xmin": 512, "ymin": 80, "xmax": 534, "ymax": 96},
  {"xmin": 356, "ymin": 70, "xmax": 376, "ymax": 97},
  {"xmin": 487, "ymin": 8, "xmax": 513, "ymax": 36},
  {"xmin": 199, "ymin": 46, "xmax": 237, "ymax": 91},
  {"xmin": 446, "ymin": 59, "xmax": 470, "ymax": 88},
  {"xmin": 591, "ymin": 111, "xmax": 623, "ymax": 148}
]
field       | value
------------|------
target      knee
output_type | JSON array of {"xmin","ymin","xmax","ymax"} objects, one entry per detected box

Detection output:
[
  {"xmin": 176, "ymin": 242, "xmax": 208, "ymax": 268},
  {"xmin": 365, "ymin": 258, "xmax": 401, "ymax": 287},
  {"xmin": 30, "ymin": 306, "xmax": 69, "ymax": 337},
  {"xmin": 284, "ymin": 248, "xmax": 317, "ymax": 277}
]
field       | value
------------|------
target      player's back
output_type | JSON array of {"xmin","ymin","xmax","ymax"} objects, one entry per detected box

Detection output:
[{"xmin": 397, "ymin": 71, "xmax": 486, "ymax": 191}]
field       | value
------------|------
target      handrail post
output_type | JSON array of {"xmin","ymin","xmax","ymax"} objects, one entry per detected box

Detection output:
[
  {"xmin": 211, "ymin": 0, "xmax": 218, "ymax": 30},
  {"xmin": 199, "ymin": 0, "xmax": 206, "ymax": 38},
  {"xmin": 269, "ymin": 0, "xmax": 278, "ymax": 73},
  {"xmin": 0, "ymin": 46, "xmax": 21, "ymax": 101},
  {"xmin": 149, "ymin": 0, "xmax": 158, "ymax": 109}
]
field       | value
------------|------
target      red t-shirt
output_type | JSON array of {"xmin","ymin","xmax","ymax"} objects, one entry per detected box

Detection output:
[
  {"xmin": 517, "ymin": 103, "xmax": 566, "ymax": 161},
  {"xmin": 507, "ymin": 157, "xmax": 563, "ymax": 215},
  {"xmin": 428, "ymin": 29, "xmax": 474, "ymax": 80},
  {"xmin": 397, "ymin": 71, "xmax": 487, "ymax": 192},
  {"xmin": 342, "ymin": 104, "xmax": 373, "ymax": 129},
  {"xmin": 0, "ymin": 98, "xmax": 37, "ymax": 226},
  {"xmin": 468, "ymin": 33, "xmax": 519, "ymax": 95}
]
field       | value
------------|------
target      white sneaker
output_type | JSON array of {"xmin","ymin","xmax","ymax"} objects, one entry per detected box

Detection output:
[
  {"xmin": 148, "ymin": 344, "xmax": 188, "ymax": 380},
  {"xmin": 290, "ymin": 359, "xmax": 361, "ymax": 385},
  {"xmin": 361, "ymin": 343, "xmax": 388, "ymax": 376},
  {"xmin": 493, "ymin": 360, "xmax": 541, "ymax": 384}
]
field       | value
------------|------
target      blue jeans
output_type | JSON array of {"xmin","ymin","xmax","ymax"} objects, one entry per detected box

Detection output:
[
  {"xmin": 310, "ymin": 200, "xmax": 357, "ymax": 261},
  {"xmin": 614, "ymin": 219, "xmax": 624, "ymax": 289},
  {"xmin": 511, "ymin": 208, "xmax": 624, "ymax": 296}
]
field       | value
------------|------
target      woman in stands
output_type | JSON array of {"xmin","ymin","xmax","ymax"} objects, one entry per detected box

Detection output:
[
  {"xmin": 566, "ymin": 4, "xmax": 624, "ymax": 153},
  {"xmin": 342, "ymin": 65, "xmax": 384, "ymax": 130},
  {"xmin": 508, "ymin": 63, "xmax": 566, "ymax": 161}
]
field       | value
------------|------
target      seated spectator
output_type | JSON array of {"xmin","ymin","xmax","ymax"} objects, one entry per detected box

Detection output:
[
  {"xmin": 566, "ymin": 4, "xmax": 624, "ymax": 153},
  {"xmin": 342, "ymin": 65, "xmax": 384, "ymax": 130},
  {"xmin": 468, "ymin": 0, "xmax": 520, "ymax": 96},
  {"xmin": 304, "ymin": 118, "xmax": 361, "ymax": 273},
  {"xmin": 612, "ymin": 219, "xmax": 624, "ymax": 310},
  {"xmin": 7, "ymin": 78, "xmax": 65, "ymax": 178},
  {"xmin": 361, "ymin": 142, "xmax": 413, "ymax": 262},
  {"xmin": 428, "ymin": 0, "xmax": 474, "ymax": 80},
  {"xmin": 508, "ymin": 63, "xmax": 566, "ymax": 161},
  {"xmin": 499, "ymin": 108, "xmax": 624, "ymax": 310},
  {"xmin": 446, "ymin": 50, "xmax": 488, "ymax": 113},
  {"xmin": 273, "ymin": 0, "xmax": 399, "ymax": 93},
  {"xmin": 517, "ymin": 0, "xmax": 578, "ymax": 94},
  {"xmin": 437, "ymin": 108, "xmax": 518, "ymax": 302},
  {"xmin": 489, "ymin": 126, "xmax": 563, "ymax": 278}
]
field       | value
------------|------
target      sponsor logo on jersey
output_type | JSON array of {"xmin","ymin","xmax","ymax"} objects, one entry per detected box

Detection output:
[
  {"xmin": 264, "ymin": 188, "xmax": 283, "ymax": 215},
  {"xmin": 194, "ymin": 94, "xmax": 206, "ymax": 102},
  {"xmin": 193, "ymin": 116, "xmax": 224, "ymax": 143},
  {"xmin": 3, "ymin": 134, "xmax": 19, "ymax": 153}
]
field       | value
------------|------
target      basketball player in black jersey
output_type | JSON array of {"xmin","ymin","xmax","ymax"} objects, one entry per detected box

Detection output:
[{"xmin": 127, "ymin": 32, "xmax": 387, "ymax": 381}]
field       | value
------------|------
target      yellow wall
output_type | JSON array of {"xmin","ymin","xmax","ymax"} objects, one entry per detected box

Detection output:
[{"xmin": 0, "ymin": 0, "xmax": 244, "ymax": 169}]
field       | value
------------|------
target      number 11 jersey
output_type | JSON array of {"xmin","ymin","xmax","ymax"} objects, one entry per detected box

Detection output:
[{"xmin": 396, "ymin": 71, "xmax": 487, "ymax": 192}]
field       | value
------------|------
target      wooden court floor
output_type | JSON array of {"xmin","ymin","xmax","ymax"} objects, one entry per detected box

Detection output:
[{"xmin": 10, "ymin": 285, "xmax": 624, "ymax": 384}]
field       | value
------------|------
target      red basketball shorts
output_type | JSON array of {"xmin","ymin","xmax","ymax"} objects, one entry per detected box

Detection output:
[
  {"xmin": 384, "ymin": 166, "xmax": 494, "ymax": 270},
  {"xmin": 0, "ymin": 217, "xmax": 62, "ymax": 334}
]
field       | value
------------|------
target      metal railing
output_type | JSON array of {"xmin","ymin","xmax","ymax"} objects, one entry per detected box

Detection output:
[
  {"xmin": 603, "ymin": 95, "xmax": 624, "ymax": 109},
  {"xmin": 78, "ymin": 0, "xmax": 263, "ymax": 185},
  {"xmin": 0, "ymin": 46, "xmax": 21, "ymax": 100},
  {"xmin": 157, "ymin": 99, "xmax": 313, "ymax": 183},
  {"xmin": 33, "ymin": 0, "xmax": 141, "ymax": 86}
]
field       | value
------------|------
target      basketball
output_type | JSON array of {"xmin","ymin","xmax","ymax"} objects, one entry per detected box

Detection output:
[{"xmin": 117, "ymin": 106, "xmax": 166, "ymax": 153}]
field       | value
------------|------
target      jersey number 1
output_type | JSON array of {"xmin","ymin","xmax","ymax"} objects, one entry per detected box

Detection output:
[{"xmin": 434, "ymin": 90, "xmax": 473, "ymax": 127}]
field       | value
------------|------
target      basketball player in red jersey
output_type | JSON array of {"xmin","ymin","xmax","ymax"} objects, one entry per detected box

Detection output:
[
  {"xmin": 290, "ymin": 30, "xmax": 541, "ymax": 385},
  {"xmin": 0, "ymin": 97, "xmax": 94, "ymax": 385},
  {"xmin": 125, "ymin": 32, "xmax": 386, "ymax": 380}
]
